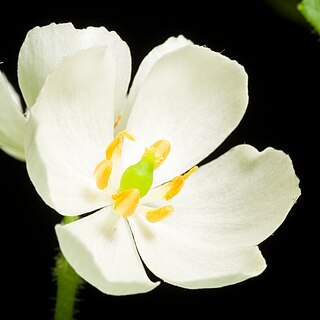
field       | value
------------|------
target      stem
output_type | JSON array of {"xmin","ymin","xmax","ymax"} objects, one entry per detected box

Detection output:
[{"xmin": 54, "ymin": 216, "xmax": 83, "ymax": 320}]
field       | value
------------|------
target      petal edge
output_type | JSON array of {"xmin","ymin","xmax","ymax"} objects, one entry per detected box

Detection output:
[
  {"xmin": 56, "ymin": 208, "xmax": 159, "ymax": 295},
  {"xmin": 129, "ymin": 209, "xmax": 266, "ymax": 289},
  {"xmin": 171, "ymin": 144, "xmax": 301, "ymax": 247},
  {"xmin": 124, "ymin": 45, "xmax": 249, "ymax": 186},
  {"xmin": 0, "ymin": 72, "xmax": 26, "ymax": 161},
  {"xmin": 25, "ymin": 46, "xmax": 116, "ymax": 215}
]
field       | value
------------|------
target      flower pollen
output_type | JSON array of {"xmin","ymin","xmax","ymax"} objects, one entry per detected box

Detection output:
[
  {"xmin": 148, "ymin": 140, "xmax": 171, "ymax": 170},
  {"xmin": 94, "ymin": 159, "xmax": 112, "ymax": 190},
  {"xmin": 112, "ymin": 188, "xmax": 140, "ymax": 218},
  {"xmin": 164, "ymin": 166, "xmax": 198, "ymax": 200},
  {"xmin": 105, "ymin": 130, "xmax": 135, "ymax": 161},
  {"xmin": 146, "ymin": 205, "xmax": 174, "ymax": 223},
  {"xmin": 94, "ymin": 133, "xmax": 197, "ymax": 223}
]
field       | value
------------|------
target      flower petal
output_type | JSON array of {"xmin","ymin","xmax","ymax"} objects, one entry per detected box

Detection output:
[
  {"xmin": 55, "ymin": 207, "xmax": 159, "ymax": 295},
  {"xmin": 129, "ymin": 36, "xmax": 192, "ymax": 105},
  {"xmin": 129, "ymin": 208, "xmax": 266, "ymax": 289},
  {"xmin": 169, "ymin": 144, "xmax": 301, "ymax": 248},
  {"xmin": 18, "ymin": 22, "xmax": 131, "ymax": 109},
  {"xmin": 0, "ymin": 72, "xmax": 26, "ymax": 160},
  {"xmin": 116, "ymin": 35, "xmax": 192, "ymax": 132},
  {"xmin": 123, "ymin": 45, "xmax": 248, "ymax": 186},
  {"xmin": 26, "ymin": 46, "xmax": 116, "ymax": 215}
]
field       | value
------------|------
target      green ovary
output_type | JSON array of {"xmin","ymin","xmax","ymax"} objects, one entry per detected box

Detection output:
[{"xmin": 118, "ymin": 149, "xmax": 156, "ymax": 197}]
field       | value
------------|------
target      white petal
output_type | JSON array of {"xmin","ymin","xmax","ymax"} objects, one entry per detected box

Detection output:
[
  {"xmin": 55, "ymin": 208, "xmax": 159, "ymax": 295},
  {"xmin": 18, "ymin": 22, "xmax": 131, "ymax": 110},
  {"xmin": 129, "ymin": 36, "xmax": 192, "ymax": 105},
  {"xmin": 26, "ymin": 47, "xmax": 116, "ymax": 216},
  {"xmin": 116, "ymin": 36, "xmax": 192, "ymax": 132},
  {"xmin": 170, "ymin": 144, "xmax": 301, "ymax": 248},
  {"xmin": 123, "ymin": 45, "xmax": 248, "ymax": 186},
  {"xmin": 129, "ymin": 208, "xmax": 266, "ymax": 289},
  {"xmin": 2, "ymin": 73, "xmax": 23, "ymax": 111},
  {"xmin": 0, "ymin": 72, "xmax": 26, "ymax": 161}
]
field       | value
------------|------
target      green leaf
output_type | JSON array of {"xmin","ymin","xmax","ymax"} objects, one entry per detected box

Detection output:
[
  {"xmin": 298, "ymin": 0, "xmax": 320, "ymax": 34},
  {"xmin": 265, "ymin": 0, "xmax": 306, "ymax": 25}
]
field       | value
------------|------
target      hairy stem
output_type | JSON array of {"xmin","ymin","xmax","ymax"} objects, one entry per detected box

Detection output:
[{"xmin": 54, "ymin": 216, "xmax": 83, "ymax": 320}]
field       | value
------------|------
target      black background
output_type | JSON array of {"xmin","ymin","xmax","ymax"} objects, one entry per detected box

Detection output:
[{"xmin": 0, "ymin": 1, "xmax": 317, "ymax": 318}]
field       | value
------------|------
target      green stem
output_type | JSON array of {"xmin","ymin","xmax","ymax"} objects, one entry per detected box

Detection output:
[{"xmin": 54, "ymin": 216, "xmax": 83, "ymax": 320}]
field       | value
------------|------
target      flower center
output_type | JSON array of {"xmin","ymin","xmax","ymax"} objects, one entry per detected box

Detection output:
[
  {"xmin": 118, "ymin": 148, "xmax": 156, "ymax": 198},
  {"xmin": 94, "ymin": 130, "xmax": 197, "ymax": 222}
]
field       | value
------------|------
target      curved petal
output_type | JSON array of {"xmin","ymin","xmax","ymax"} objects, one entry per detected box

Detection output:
[
  {"xmin": 55, "ymin": 207, "xmax": 159, "ymax": 295},
  {"xmin": 123, "ymin": 45, "xmax": 248, "ymax": 186},
  {"xmin": 129, "ymin": 207, "xmax": 266, "ymax": 289},
  {"xmin": 116, "ymin": 36, "xmax": 192, "ymax": 132},
  {"xmin": 129, "ymin": 36, "xmax": 192, "ymax": 105},
  {"xmin": 0, "ymin": 72, "xmax": 26, "ymax": 160},
  {"xmin": 169, "ymin": 144, "xmax": 301, "ymax": 248},
  {"xmin": 26, "ymin": 46, "xmax": 116, "ymax": 216},
  {"xmin": 18, "ymin": 22, "xmax": 131, "ymax": 110},
  {"xmin": 1, "ymin": 73, "xmax": 23, "ymax": 110}
]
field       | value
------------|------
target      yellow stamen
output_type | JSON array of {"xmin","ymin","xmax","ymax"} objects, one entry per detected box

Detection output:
[
  {"xmin": 148, "ymin": 140, "xmax": 171, "ymax": 170},
  {"xmin": 114, "ymin": 114, "xmax": 123, "ymax": 128},
  {"xmin": 106, "ymin": 130, "xmax": 135, "ymax": 161},
  {"xmin": 94, "ymin": 159, "xmax": 112, "ymax": 190},
  {"xmin": 146, "ymin": 205, "xmax": 174, "ymax": 223},
  {"xmin": 112, "ymin": 188, "xmax": 140, "ymax": 218},
  {"xmin": 182, "ymin": 166, "xmax": 198, "ymax": 179},
  {"xmin": 164, "ymin": 177, "xmax": 184, "ymax": 200},
  {"xmin": 164, "ymin": 166, "xmax": 198, "ymax": 200}
]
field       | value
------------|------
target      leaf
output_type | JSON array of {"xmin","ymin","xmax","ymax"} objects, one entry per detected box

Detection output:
[
  {"xmin": 298, "ymin": 0, "xmax": 320, "ymax": 34},
  {"xmin": 264, "ymin": 0, "xmax": 306, "ymax": 26}
]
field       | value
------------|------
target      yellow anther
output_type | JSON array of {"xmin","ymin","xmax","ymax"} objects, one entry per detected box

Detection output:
[
  {"xmin": 146, "ymin": 205, "xmax": 174, "ymax": 223},
  {"xmin": 148, "ymin": 140, "xmax": 171, "ymax": 170},
  {"xmin": 105, "ymin": 130, "xmax": 135, "ymax": 161},
  {"xmin": 114, "ymin": 114, "xmax": 123, "ymax": 128},
  {"xmin": 164, "ymin": 166, "xmax": 198, "ymax": 200},
  {"xmin": 164, "ymin": 176, "xmax": 184, "ymax": 200},
  {"xmin": 94, "ymin": 159, "xmax": 112, "ymax": 190},
  {"xmin": 112, "ymin": 188, "xmax": 140, "ymax": 218}
]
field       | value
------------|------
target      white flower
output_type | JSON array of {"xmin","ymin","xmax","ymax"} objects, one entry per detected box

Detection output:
[
  {"xmin": 2, "ymin": 23, "xmax": 300, "ymax": 296},
  {"xmin": 1, "ymin": 22, "xmax": 129, "ymax": 160}
]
